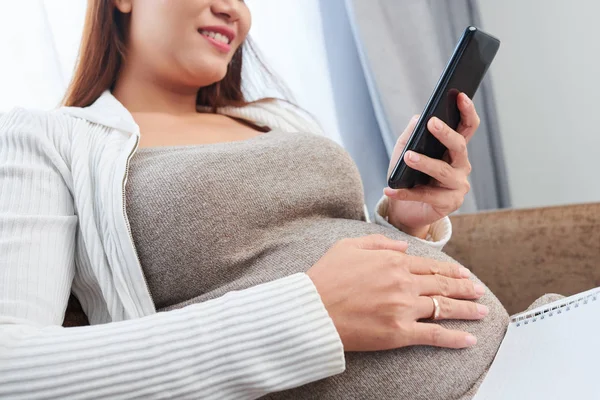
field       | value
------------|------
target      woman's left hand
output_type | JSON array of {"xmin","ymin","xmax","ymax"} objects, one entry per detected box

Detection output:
[{"xmin": 384, "ymin": 93, "xmax": 480, "ymax": 239}]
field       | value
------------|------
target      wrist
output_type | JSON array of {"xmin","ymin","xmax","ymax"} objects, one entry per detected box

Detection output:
[
  {"xmin": 382, "ymin": 197, "xmax": 431, "ymax": 239},
  {"xmin": 389, "ymin": 217, "xmax": 430, "ymax": 239}
]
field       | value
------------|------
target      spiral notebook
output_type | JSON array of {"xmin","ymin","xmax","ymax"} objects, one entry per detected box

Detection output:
[{"xmin": 474, "ymin": 287, "xmax": 600, "ymax": 400}]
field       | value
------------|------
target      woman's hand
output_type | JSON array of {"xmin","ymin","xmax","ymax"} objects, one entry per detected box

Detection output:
[
  {"xmin": 384, "ymin": 93, "xmax": 480, "ymax": 238},
  {"xmin": 306, "ymin": 234, "xmax": 488, "ymax": 352}
]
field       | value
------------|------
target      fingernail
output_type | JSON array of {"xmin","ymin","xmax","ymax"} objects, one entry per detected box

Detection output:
[
  {"xmin": 459, "ymin": 267, "xmax": 471, "ymax": 278},
  {"xmin": 477, "ymin": 304, "xmax": 489, "ymax": 317},
  {"xmin": 475, "ymin": 284, "xmax": 486, "ymax": 296},
  {"xmin": 463, "ymin": 96, "xmax": 473, "ymax": 106},
  {"xmin": 408, "ymin": 151, "xmax": 420, "ymax": 162},
  {"xmin": 465, "ymin": 335, "xmax": 478, "ymax": 346},
  {"xmin": 433, "ymin": 118, "xmax": 443, "ymax": 131},
  {"xmin": 412, "ymin": 115, "xmax": 419, "ymax": 122}
]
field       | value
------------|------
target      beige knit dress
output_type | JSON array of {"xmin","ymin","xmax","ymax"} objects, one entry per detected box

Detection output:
[{"xmin": 125, "ymin": 129, "xmax": 509, "ymax": 399}]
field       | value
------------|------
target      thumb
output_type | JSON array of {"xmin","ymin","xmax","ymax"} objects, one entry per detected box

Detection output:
[{"xmin": 353, "ymin": 234, "xmax": 409, "ymax": 252}]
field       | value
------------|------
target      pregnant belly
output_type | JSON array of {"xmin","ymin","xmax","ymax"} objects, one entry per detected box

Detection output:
[
  {"xmin": 162, "ymin": 217, "xmax": 509, "ymax": 400},
  {"xmin": 160, "ymin": 218, "xmax": 425, "ymax": 310}
]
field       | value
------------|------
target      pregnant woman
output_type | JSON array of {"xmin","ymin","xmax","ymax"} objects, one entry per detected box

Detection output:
[{"xmin": 0, "ymin": 1, "xmax": 510, "ymax": 399}]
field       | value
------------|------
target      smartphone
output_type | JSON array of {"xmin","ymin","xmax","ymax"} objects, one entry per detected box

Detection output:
[{"xmin": 387, "ymin": 26, "xmax": 500, "ymax": 189}]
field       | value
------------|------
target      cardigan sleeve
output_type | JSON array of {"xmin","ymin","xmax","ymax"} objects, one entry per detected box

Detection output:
[{"xmin": 0, "ymin": 109, "xmax": 345, "ymax": 399}]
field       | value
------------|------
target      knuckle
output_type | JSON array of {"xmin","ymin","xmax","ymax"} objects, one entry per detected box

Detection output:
[
  {"xmin": 458, "ymin": 138, "xmax": 468, "ymax": 154},
  {"xmin": 439, "ymin": 297, "xmax": 453, "ymax": 317},
  {"xmin": 441, "ymin": 123, "xmax": 451, "ymax": 138},
  {"xmin": 447, "ymin": 264, "xmax": 461, "ymax": 278},
  {"xmin": 468, "ymin": 301, "xmax": 480, "ymax": 317},
  {"xmin": 383, "ymin": 252, "xmax": 399, "ymax": 268},
  {"xmin": 393, "ymin": 319, "xmax": 414, "ymax": 345},
  {"xmin": 382, "ymin": 312, "xmax": 402, "ymax": 332},
  {"xmin": 390, "ymin": 293, "xmax": 412, "ymax": 313},
  {"xmin": 436, "ymin": 275, "xmax": 451, "ymax": 297},
  {"xmin": 428, "ymin": 324, "xmax": 444, "ymax": 346},
  {"xmin": 391, "ymin": 253, "xmax": 408, "ymax": 269},
  {"xmin": 397, "ymin": 190, "xmax": 409, "ymax": 201},
  {"xmin": 465, "ymin": 161, "xmax": 473, "ymax": 175},
  {"xmin": 395, "ymin": 271, "xmax": 415, "ymax": 292},
  {"xmin": 460, "ymin": 280, "xmax": 473, "ymax": 296},
  {"xmin": 452, "ymin": 195, "xmax": 464, "ymax": 211},
  {"xmin": 468, "ymin": 281, "xmax": 479, "ymax": 297},
  {"xmin": 389, "ymin": 317, "xmax": 404, "ymax": 332},
  {"xmin": 439, "ymin": 163, "xmax": 453, "ymax": 180},
  {"xmin": 464, "ymin": 179, "xmax": 471, "ymax": 194}
]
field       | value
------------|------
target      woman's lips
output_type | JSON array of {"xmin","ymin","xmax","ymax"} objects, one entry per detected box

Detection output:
[
  {"xmin": 198, "ymin": 26, "xmax": 236, "ymax": 53},
  {"xmin": 201, "ymin": 33, "xmax": 232, "ymax": 53}
]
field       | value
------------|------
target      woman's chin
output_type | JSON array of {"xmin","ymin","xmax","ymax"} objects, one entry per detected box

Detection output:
[{"xmin": 186, "ymin": 67, "xmax": 228, "ymax": 89}]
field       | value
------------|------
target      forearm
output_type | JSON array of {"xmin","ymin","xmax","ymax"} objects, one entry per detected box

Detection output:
[{"xmin": 0, "ymin": 274, "xmax": 345, "ymax": 400}]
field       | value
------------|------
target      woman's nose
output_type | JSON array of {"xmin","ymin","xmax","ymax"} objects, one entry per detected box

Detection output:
[{"xmin": 211, "ymin": 0, "xmax": 241, "ymax": 23}]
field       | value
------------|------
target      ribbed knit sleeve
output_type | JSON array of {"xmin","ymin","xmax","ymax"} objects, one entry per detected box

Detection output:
[{"xmin": 0, "ymin": 109, "xmax": 345, "ymax": 399}]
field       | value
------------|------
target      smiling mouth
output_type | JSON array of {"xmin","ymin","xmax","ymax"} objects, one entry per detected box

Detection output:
[{"xmin": 199, "ymin": 30, "xmax": 232, "ymax": 45}]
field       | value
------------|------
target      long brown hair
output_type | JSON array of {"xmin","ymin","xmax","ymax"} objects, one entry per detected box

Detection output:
[{"xmin": 62, "ymin": 0, "xmax": 288, "ymax": 111}]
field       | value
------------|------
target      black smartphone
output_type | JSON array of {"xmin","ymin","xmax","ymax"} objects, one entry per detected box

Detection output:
[{"xmin": 387, "ymin": 26, "xmax": 500, "ymax": 189}]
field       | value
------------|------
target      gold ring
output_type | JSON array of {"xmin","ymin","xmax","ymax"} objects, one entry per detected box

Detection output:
[{"xmin": 430, "ymin": 296, "xmax": 440, "ymax": 320}]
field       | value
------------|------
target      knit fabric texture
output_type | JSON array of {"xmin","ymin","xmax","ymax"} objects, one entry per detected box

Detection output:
[{"xmin": 125, "ymin": 129, "xmax": 510, "ymax": 399}]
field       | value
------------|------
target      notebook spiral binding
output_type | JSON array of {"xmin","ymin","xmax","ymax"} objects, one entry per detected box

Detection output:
[{"xmin": 511, "ymin": 290, "xmax": 600, "ymax": 327}]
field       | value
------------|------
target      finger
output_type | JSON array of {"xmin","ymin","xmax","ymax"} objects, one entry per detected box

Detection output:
[
  {"xmin": 456, "ymin": 93, "xmax": 480, "ymax": 142},
  {"xmin": 414, "ymin": 275, "xmax": 484, "ymax": 299},
  {"xmin": 388, "ymin": 115, "xmax": 420, "ymax": 177},
  {"xmin": 415, "ymin": 296, "xmax": 489, "ymax": 321},
  {"xmin": 409, "ymin": 322, "xmax": 478, "ymax": 348},
  {"xmin": 426, "ymin": 117, "xmax": 470, "ymax": 171},
  {"xmin": 384, "ymin": 186, "xmax": 463, "ymax": 212},
  {"xmin": 403, "ymin": 151, "xmax": 466, "ymax": 190},
  {"xmin": 404, "ymin": 256, "xmax": 471, "ymax": 279},
  {"xmin": 398, "ymin": 114, "xmax": 420, "ymax": 147},
  {"xmin": 353, "ymin": 234, "xmax": 408, "ymax": 252}
]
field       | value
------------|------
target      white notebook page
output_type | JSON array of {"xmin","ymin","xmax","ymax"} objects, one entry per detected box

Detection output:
[{"xmin": 474, "ymin": 287, "xmax": 600, "ymax": 400}]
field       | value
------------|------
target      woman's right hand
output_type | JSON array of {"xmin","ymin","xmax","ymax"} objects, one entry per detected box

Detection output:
[{"xmin": 306, "ymin": 235, "xmax": 488, "ymax": 352}]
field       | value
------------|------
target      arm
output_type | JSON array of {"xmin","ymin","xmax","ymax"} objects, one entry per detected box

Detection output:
[{"xmin": 0, "ymin": 109, "xmax": 345, "ymax": 400}]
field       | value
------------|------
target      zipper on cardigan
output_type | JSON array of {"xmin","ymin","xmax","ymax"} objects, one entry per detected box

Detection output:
[{"xmin": 122, "ymin": 134, "xmax": 156, "ymax": 305}]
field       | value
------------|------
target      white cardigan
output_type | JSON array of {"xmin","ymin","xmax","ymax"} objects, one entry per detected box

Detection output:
[{"xmin": 0, "ymin": 91, "xmax": 451, "ymax": 399}]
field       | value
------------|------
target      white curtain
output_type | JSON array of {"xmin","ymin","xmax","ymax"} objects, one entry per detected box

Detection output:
[{"xmin": 0, "ymin": 0, "xmax": 86, "ymax": 111}]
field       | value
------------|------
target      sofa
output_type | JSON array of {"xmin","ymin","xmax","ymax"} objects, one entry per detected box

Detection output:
[
  {"xmin": 62, "ymin": 202, "xmax": 600, "ymax": 326},
  {"xmin": 444, "ymin": 202, "xmax": 600, "ymax": 314}
]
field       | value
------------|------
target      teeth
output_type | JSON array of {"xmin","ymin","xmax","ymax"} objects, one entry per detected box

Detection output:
[
  {"xmin": 214, "ymin": 33, "xmax": 229, "ymax": 44},
  {"xmin": 200, "ymin": 30, "xmax": 231, "ymax": 45}
]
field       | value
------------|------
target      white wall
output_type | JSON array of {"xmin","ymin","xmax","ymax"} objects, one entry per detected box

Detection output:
[{"xmin": 479, "ymin": 0, "xmax": 600, "ymax": 208}]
